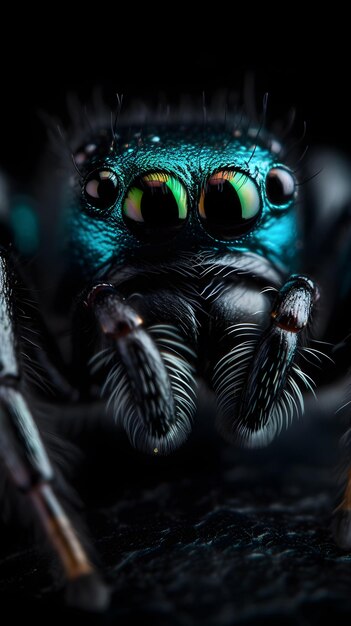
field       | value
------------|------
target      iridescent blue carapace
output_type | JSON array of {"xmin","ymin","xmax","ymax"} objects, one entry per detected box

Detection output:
[{"xmin": 62, "ymin": 125, "xmax": 298, "ymax": 280}]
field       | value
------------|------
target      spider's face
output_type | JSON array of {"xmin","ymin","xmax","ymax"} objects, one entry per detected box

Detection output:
[
  {"xmin": 54, "ymin": 125, "xmax": 304, "ymax": 453},
  {"xmin": 65, "ymin": 127, "xmax": 298, "ymax": 279}
]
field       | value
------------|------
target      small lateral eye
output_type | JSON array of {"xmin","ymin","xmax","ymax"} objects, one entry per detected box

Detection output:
[
  {"xmin": 266, "ymin": 167, "xmax": 295, "ymax": 206},
  {"xmin": 198, "ymin": 170, "xmax": 261, "ymax": 239},
  {"xmin": 83, "ymin": 169, "xmax": 119, "ymax": 210},
  {"xmin": 122, "ymin": 172, "xmax": 188, "ymax": 240}
]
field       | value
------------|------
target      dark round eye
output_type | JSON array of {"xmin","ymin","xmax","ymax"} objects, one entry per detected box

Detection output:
[
  {"xmin": 266, "ymin": 167, "xmax": 295, "ymax": 205},
  {"xmin": 83, "ymin": 169, "xmax": 119, "ymax": 210},
  {"xmin": 199, "ymin": 170, "xmax": 261, "ymax": 239},
  {"xmin": 123, "ymin": 172, "xmax": 188, "ymax": 240}
]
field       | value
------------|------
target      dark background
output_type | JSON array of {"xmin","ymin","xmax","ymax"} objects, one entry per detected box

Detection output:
[{"xmin": 0, "ymin": 39, "xmax": 349, "ymax": 184}]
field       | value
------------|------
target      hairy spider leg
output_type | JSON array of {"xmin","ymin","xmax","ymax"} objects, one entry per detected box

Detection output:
[
  {"xmin": 0, "ymin": 251, "xmax": 108, "ymax": 610},
  {"xmin": 83, "ymin": 283, "xmax": 197, "ymax": 455},
  {"xmin": 210, "ymin": 274, "xmax": 317, "ymax": 447}
]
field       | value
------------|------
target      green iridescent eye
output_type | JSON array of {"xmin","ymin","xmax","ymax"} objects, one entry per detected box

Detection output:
[
  {"xmin": 199, "ymin": 170, "xmax": 261, "ymax": 239},
  {"xmin": 123, "ymin": 172, "xmax": 188, "ymax": 240}
]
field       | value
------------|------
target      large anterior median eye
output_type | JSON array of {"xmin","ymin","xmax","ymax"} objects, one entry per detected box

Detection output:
[
  {"xmin": 123, "ymin": 172, "xmax": 188, "ymax": 240},
  {"xmin": 83, "ymin": 169, "xmax": 119, "ymax": 210},
  {"xmin": 199, "ymin": 170, "xmax": 261, "ymax": 239}
]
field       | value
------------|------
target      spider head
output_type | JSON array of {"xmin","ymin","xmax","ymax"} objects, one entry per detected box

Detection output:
[
  {"xmin": 65, "ymin": 125, "xmax": 299, "ymax": 283},
  {"xmin": 59, "ymin": 125, "xmax": 304, "ymax": 453}
]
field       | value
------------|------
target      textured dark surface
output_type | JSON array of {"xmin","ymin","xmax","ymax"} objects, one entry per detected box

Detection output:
[{"xmin": 0, "ymin": 403, "xmax": 350, "ymax": 626}]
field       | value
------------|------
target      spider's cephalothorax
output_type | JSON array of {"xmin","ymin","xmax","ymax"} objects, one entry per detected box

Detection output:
[
  {"xmin": 52, "ymin": 120, "xmax": 309, "ymax": 453},
  {"xmin": 2, "ymin": 95, "xmax": 351, "ymax": 609}
]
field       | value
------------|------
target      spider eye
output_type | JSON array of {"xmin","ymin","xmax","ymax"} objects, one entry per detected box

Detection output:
[
  {"xmin": 122, "ymin": 172, "xmax": 188, "ymax": 240},
  {"xmin": 83, "ymin": 169, "xmax": 119, "ymax": 210},
  {"xmin": 198, "ymin": 170, "xmax": 261, "ymax": 239},
  {"xmin": 266, "ymin": 167, "xmax": 295, "ymax": 206}
]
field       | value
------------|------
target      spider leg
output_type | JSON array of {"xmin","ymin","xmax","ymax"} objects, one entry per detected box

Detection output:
[
  {"xmin": 0, "ymin": 251, "xmax": 108, "ymax": 609},
  {"xmin": 80, "ymin": 282, "xmax": 197, "ymax": 455},
  {"xmin": 300, "ymin": 151, "xmax": 351, "ymax": 549},
  {"xmin": 330, "ymin": 386, "xmax": 351, "ymax": 550},
  {"xmin": 332, "ymin": 464, "xmax": 351, "ymax": 549},
  {"xmin": 211, "ymin": 274, "xmax": 318, "ymax": 447}
]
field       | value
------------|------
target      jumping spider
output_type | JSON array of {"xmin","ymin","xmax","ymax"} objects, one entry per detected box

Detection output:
[{"xmin": 0, "ymin": 93, "xmax": 350, "ymax": 610}]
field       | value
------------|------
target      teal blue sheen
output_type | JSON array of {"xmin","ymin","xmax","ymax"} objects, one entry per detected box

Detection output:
[
  {"xmin": 10, "ymin": 199, "xmax": 40, "ymax": 256},
  {"xmin": 63, "ymin": 130, "xmax": 299, "ymax": 278}
]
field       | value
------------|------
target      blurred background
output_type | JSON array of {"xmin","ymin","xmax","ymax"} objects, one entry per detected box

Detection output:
[{"xmin": 0, "ymin": 40, "xmax": 348, "ymax": 183}]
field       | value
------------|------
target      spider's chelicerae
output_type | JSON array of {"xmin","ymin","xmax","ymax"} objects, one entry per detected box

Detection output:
[{"xmin": 0, "ymin": 92, "xmax": 350, "ymax": 610}]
